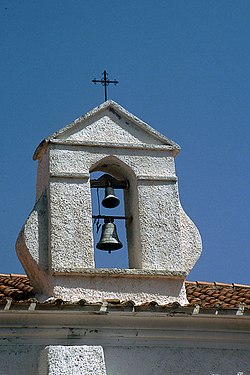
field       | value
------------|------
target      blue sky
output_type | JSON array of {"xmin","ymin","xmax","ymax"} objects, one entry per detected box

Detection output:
[{"xmin": 0, "ymin": 1, "xmax": 249, "ymax": 284}]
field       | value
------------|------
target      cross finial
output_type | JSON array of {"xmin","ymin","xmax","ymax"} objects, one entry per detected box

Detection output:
[{"xmin": 92, "ymin": 70, "xmax": 119, "ymax": 101}]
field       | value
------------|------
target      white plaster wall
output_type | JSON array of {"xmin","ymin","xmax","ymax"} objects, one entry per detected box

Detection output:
[
  {"xmin": 125, "ymin": 175, "xmax": 142, "ymax": 268},
  {"xmin": 19, "ymin": 106, "xmax": 201, "ymax": 301},
  {"xmin": 25, "ymin": 139, "xmax": 201, "ymax": 279},
  {"xmin": 49, "ymin": 178, "xmax": 94, "ymax": 271},
  {"xmin": 38, "ymin": 345, "xmax": 107, "ymax": 375},
  {"xmin": 48, "ymin": 145, "xmax": 184, "ymax": 273},
  {"xmin": 16, "ymin": 193, "xmax": 51, "ymax": 294},
  {"xmin": 49, "ymin": 145, "xmax": 176, "ymax": 178},
  {"xmin": 17, "ymin": 194, "xmax": 46, "ymax": 267},
  {"xmin": 180, "ymin": 205, "xmax": 202, "ymax": 274},
  {"xmin": 137, "ymin": 180, "xmax": 183, "ymax": 270},
  {"xmin": 0, "ymin": 345, "xmax": 39, "ymax": 375},
  {"xmin": 104, "ymin": 347, "xmax": 250, "ymax": 375},
  {"xmin": 58, "ymin": 110, "xmax": 165, "ymax": 146},
  {"xmin": 0, "ymin": 345, "xmax": 249, "ymax": 375},
  {"xmin": 67, "ymin": 115, "xmax": 152, "ymax": 145},
  {"xmin": 52, "ymin": 275, "xmax": 188, "ymax": 305},
  {"xmin": 36, "ymin": 150, "xmax": 49, "ymax": 200}
]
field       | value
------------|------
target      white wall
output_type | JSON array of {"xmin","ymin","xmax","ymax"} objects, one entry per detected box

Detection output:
[
  {"xmin": 0, "ymin": 345, "xmax": 249, "ymax": 375},
  {"xmin": 104, "ymin": 347, "xmax": 250, "ymax": 375},
  {"xmin": 0, "ymin": 345, "xmax": 39, "ymax": 375}
]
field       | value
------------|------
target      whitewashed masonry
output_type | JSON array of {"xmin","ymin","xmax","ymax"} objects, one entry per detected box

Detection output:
[{"xmin": 16, "ymin": 100, "xmax": 202, "ymax": 304}]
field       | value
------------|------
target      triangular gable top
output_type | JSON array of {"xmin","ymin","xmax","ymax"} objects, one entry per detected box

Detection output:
[{"xmin": 33, "ymin": 100, "xmax": 180, "ymax": 160}]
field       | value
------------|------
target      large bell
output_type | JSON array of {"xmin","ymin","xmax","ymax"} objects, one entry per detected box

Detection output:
[
  {"xmin": 102, "ymin": 186, "xmax": 120, "ymax": 208},
  {"xmin": 96, "ymin": 218, "xmax": 123, "ymax": 252}
]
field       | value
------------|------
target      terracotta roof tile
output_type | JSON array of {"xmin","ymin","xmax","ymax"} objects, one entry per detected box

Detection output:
[
  {"xmin": 0, "ymin": 274, "xmax": 250, "ymax": 310},
  {"xmin": 0, "ymin": 274, "xmax": 35, "ymax": 301},
  {"xmin": 186, "ymin": 281, "xmax": 250, "ymax": 309}
]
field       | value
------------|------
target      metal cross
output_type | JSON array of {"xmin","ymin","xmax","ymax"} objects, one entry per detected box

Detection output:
[{"xmin": 92, "ymin": 70, "xmax": 119, "ymax": 101}]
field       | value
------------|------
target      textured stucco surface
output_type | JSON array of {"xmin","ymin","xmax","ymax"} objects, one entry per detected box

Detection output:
[
  {"xmin": 36, "ymin": 150, "xmax": 49, "ymax": 200},
  {"xmin": 36, "ymin": 101, "xmax": 180, "ymax": 152},
  {"xmin": 180, "ymin": 205, "xmax": 202, "ymax": 274},
  {"xmin": 65, "ymin": 112, "xmax": 163, "ymax": 145},
  {"xmin": 49, "ymin": 179, "xmax": 94, "ymax": 271},
  {"xmin": 0, "ymin": 344, "xmax": 249, "ymax": 375},
  {"xmin": 52, "ymin": 275, "xmax": 188, "ymax": 305},
  {"xmin": 17, "ymin": 101, "xmax": 202, "ymax": 303},
  {"xmin": 49, "ymin": 145, "xmax": 176, "ymax": 178},
  {"xmin": 38, "ymin": 345, "xmax": 107, "ymax": 375},
  {"xmin": 47, "ymin": 144, "xmax": 198, "ymax": 274},
  {"xmin": 17, "ymin": 194, "xmax": 47, "ymax": 268},
  {"xmin": 16, "ymin": 193, "xmax": 51, "ymax": 294},
  {"xmin": 48, "ymin": 145, "xmax": 184, "ymax": 271},
  {"xmin": 137, "ymin": 180, "xmax": 183, "ymax": 270}
]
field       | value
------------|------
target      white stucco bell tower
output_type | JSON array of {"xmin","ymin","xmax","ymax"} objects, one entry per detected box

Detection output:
[{"xmin": 16, "ymin": 100, "xmax": 202, "ymax": 304}]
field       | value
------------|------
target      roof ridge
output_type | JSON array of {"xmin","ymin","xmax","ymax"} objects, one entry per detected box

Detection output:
[
  {"xmin": 0, "ymin": 276, "xmax": 249, "ymax": 288},
  {"xmin": 0, "ymin": 273, "xmax": 28, "ymax": 278},
  {"xmin": 186, "ymin": 280, "xmax": 250, "ymax": 288}
]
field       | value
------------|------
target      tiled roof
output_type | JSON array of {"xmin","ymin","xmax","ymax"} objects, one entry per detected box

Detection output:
[
  {"xmin": 0, "ymin": 274, "xmax": 34, "ymax": 301},
  {"xmin": 186, "ymin": 281, "xmax": 250, "ymax": 309},
  {"xmin": 0, "ymin": 274, "xmax": 250, "ymax": 310}
]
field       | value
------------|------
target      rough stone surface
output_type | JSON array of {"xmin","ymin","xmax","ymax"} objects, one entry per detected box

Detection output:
[
  {"xmin": 65, "ymin": 113, "xmax": 163, "ymax": 145},
  {"xmin": 38, "ymin": 345, "xmax": 107, "ymax": 375},
  {"xmin": 48, "ymin": 145, "xmax": 182, "ymax": 272},
  {"xmin": 49, "ymin": 179, "xmax": 94, "ymax": 271},
  {"xmin": 17, "ymin": 100, "xmax": 202, "ymax": 304},
  {"xmin": 16, "ymin": 193, "xmax": 51, "ymax": 294},
  {"xmin": 180, "ymin": 205, "xmax": 202, "ymax": 274},
  {"xmin": 36, "ymin": 149, "xmax": 49, "ymax": 200},
  {"xmin": 52, "ymin": 275, "xmax": 188, "ymax": 305},
  {"xmin": 34, "ymin": 101, "xmax": 180, "ymax": 153},
  {"xmin": 49, "ymin": 145, "xmax": 176, "ymax": 178},
  {"xmin": 137, "ymin": 180, "xmax": 183, "ymax": 270}
]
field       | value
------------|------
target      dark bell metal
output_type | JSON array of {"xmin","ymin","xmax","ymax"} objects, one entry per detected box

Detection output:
[
  {"xmin": 102, "ymin": 186, "xmax": 120, "ymax": 208},
  {"xmin": 96, "ymin": 218, "xmax": 123, "ymax": 252}
]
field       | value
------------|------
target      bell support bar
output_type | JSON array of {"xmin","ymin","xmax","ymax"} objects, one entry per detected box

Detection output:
[
  {"xmin": 90, "ymin": 173, "xmax": 129, "ymax": 189},
  {"xmin": 90, "ymin": 179, "xmax": 128, "ymax": 189},
  {"xmin": 92, "ymin": 215, "xmax": 132, "ymax": 222}
]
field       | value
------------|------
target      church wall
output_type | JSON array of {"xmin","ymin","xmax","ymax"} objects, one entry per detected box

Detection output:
[
  {"xmin": 105, "ymin": 346, "xmax": 249, "ymax": 375},
  {"xmin": 49, "ymin": 144, "xmax": 176, "ymax": 178},
  {"xmin": 49, "ymin": 177, "xmax": 94, "ymax": 271},
  {"xmin": 0, "ymin": 344, "xmax": 39, "ymax": 375},
  {"xmin": 0, "ymin": 344, "xmax": 248, "ymax": 375},
  {"xmin": 36, "ymin": 150, "xmax": 49, "ymax": 200}
]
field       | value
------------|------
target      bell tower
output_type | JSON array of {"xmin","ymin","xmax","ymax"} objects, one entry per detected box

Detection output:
[{"xmin": 16, "ymin": 100, "xmax": 202, "ymax": 305}]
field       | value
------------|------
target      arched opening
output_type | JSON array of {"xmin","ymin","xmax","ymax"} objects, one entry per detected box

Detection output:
[{"xmin": 90, "ymin": 156, "xmax": 140, "ymax": 269}]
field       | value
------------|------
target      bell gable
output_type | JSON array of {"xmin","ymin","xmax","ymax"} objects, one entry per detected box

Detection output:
[
  {"xmin": 17, "ymin": 100, "xmax": 202, "ymax": 306},
  {"xmin": 33, "ymin": 100, "xmax": 180, "ymax": 160}
]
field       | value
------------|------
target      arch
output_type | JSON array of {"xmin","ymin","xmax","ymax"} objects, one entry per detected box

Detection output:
[
  {"xmin": 89, "ymin": 156, "xmax": 141, "ymax": 269},
  {"xmin": 90, "ymin": 155, "xmax": 136, "ymax": 181}
]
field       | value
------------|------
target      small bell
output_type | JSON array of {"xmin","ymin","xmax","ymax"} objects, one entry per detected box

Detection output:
[
  {"xmin": 96, "ymin": 218, "xmax": 123, "ymax": 252},
  {"xmin": 102, "ymin": 186, "xmax": 120, "ymax": 208}
]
